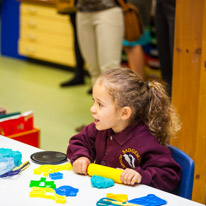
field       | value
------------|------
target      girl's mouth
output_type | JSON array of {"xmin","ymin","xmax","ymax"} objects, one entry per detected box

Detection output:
[{"xmin": 94, "ymin": 119, "xmax": 100, "ymax": 124}]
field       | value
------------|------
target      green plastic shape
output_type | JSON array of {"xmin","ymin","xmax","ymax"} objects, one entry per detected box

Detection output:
[{"xmin": 29, "ymin": 177, "xmax": 56, "ymax": 189}]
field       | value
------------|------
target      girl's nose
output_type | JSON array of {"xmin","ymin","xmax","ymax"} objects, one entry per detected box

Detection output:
[{"xmin": 90, "ymin": 104, "xmax": 96, "ymax": 113}]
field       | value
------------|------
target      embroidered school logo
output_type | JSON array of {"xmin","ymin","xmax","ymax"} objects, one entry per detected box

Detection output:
[
  {"xmin": 123, "ymin": 154, "xmax": 135, "ymax": 168},
  {"xmin": 119, "ymin": 148, "xmax": 141, "ymax": 169}
]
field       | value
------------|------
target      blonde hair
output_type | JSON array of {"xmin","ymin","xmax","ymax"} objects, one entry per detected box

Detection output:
[{"xmin": 96, "ymin": 67, "xmax": 181, "ymax": 145}]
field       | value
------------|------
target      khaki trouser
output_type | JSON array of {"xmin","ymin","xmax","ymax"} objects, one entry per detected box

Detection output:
[{"xmin": 76, "ymin": 7, "xmax": 124, "ymax": 84}]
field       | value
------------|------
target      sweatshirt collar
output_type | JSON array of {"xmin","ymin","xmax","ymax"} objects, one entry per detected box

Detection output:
[{"xmin": 108, "ymin": 120, "xmax": 143, "ymax": 146}]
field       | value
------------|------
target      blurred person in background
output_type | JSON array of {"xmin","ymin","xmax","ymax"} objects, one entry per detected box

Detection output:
[
  {"xmin": 60, "ymin": 11, "xmax": 85, "ymax": 87},
  {"xmin": 123, "ymin": 0, "xmax": 152, "ymax": 79},
  {"xmin": 154, "ymin": 0, "xmax": 176, "ymax": 96},
  {"xmin": 76, "ymin": 0, "xmax": 124, "ymax": 93},
  {"xmin": 60, "ymin": 0, "xmax": 85, "ymax": 87}
]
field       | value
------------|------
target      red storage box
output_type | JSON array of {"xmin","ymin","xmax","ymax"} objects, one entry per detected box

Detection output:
[
  {"xmin": 8, "ymin": 127, "xmax": 40, "ymax": 148},
  {"xmin": 0, "ymin": 111, "xmax": 34, "ymax": 136}
]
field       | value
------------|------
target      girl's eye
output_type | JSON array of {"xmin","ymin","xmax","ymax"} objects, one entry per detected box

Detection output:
[{"xmin": 98, "ymin": 102, "xmax": 103, "ymax": 107}]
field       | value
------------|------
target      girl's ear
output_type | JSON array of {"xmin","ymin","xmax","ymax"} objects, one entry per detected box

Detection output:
[{"xmin": 121, "ymin": 106, "xmax": 132, "ymax": 120}]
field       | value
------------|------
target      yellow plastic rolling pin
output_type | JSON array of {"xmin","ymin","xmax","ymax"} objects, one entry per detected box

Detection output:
[{"xmin": 87, "ymin": 163, "xmax": 123, "ymax": 184}]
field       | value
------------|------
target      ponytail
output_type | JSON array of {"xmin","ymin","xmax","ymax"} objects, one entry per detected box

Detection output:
[{"xmin": 145, "ymin": 81, "xmax": 181, "ymax": 145}]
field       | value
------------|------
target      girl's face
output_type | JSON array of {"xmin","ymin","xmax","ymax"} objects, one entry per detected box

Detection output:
[{"xmin": 90, "ymin": 83, "xmax": 124, "ymax": 133}]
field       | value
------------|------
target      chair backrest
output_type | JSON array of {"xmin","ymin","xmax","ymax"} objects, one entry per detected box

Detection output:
[{"xmin": 168, "ymin": 145, "xmax": 195, "ymax": 200}]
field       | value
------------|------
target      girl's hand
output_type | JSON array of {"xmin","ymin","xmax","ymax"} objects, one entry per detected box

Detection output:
[
  {"xmin": 72, "ymin": 157, "xmax": 91, "ymax": 175},
  {"xmin": 120, "ymin": 168, "xmax": 142, "ymax": 185}
]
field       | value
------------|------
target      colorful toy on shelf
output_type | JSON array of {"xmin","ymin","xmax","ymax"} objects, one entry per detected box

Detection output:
[
  {"xmin": 33, "ymin": 163, "xmax": 73, "ymax": 177},
  {"xmin": 29, "ymin": 177, "xmax": 56, "ymax": 189},
  {"xmin": 106, "ymin": 193, "xmax": 128, "ymax": 202},
  {"xmin": 30, "ymin": 187, "xmax": 67, "ymax": 204},
  {"xmin": 87, "ymin": 163, "xmax": 123, "ymax": 184},
  {"xmin": 91, "ymin": 175, "xmax": 114, "ymax": 189},
  {"xmin": 0, "ymin": 108, "xmax": 6, "ymax": 116},
  {"xmin": 55, "ymin": 185, "xmax": 79, "ymax": 197}
]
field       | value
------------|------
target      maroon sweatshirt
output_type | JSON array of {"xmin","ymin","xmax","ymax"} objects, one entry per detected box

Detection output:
[{"xmin": 67, "ymin": 121, "xmax": 181, "ymax": 192}]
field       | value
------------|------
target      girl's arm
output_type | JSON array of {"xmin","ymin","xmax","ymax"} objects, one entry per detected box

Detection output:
[
  {"xmin": 67, "ymin": 123, "xmax": 97, "ymax": 165},
  {"xmin": 136, "ymin": 149, "xmax": 181, "ymax": 192}
]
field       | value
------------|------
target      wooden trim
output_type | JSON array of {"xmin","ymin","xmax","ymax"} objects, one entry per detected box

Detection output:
[
  {"xmin": 171, "ymin": 0, "xmax": 206, "ymax": 204},
  {"xmin": 20, "ymin": 0, "xmax": 55, "ymax": 5}
]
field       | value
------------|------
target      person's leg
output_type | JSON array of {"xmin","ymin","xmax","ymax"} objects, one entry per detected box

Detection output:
[
  {"xmin": 124, "ymin": 45, "xmax": 145, "ymax": 78},
  {"xmin": 60, "ymin": 12, "xmax": 85, "ymax": 87},
  {"xmin": 77, "ymin": 11, "xmax": 100, "ymax": 86},
  {"xmin": 96, "ymin": 7, "xmax": 124, "ymax": 74},
  {"xmin": 166, "ymin": 0, "xmax": 176, "ymax": 78},
  {"xmin": 155, "ymin": 0, "xmax": 175, "ymax": 95},
  {"xmin": 124, "ymin": 0, "xmax": 152, "ymax": 79},
  {"xmin": 70, "ymin": 12, "xmax": 85, "ymax": 81}
]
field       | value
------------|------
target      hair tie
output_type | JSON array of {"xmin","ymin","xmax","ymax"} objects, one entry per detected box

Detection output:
[{"xmin": 146, "ymin": 83, "xmax": 150, "ymax": 92}]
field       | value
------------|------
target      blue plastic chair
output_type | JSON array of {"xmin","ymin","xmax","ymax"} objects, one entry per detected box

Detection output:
[{"xmin": 168, "ymin": 145, "xmax": 195, "ymax": 200}]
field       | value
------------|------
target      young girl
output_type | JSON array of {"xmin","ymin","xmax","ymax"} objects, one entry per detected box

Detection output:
[{"xmin": 67, "ymin": 67, "xmax": 182, "ymax": 192}]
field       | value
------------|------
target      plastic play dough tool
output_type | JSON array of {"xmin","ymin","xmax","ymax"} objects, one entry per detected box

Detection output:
[
  {"xmin": 87, "ymin": 163, "xmax": 123, "ymax": 184},
  {"xmin": 30, "ymin": 151, "xmax": 67, "ymax": 165}
]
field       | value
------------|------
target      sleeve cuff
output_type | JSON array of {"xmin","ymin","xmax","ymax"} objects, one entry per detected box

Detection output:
[{"xmin": 136, "ymin": 166, "xmax": 152, "ymax": 185}]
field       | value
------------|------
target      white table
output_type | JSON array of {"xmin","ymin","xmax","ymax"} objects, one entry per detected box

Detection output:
[{"xmin": 0, "ymin": 135, "xmax": 204, "ymax": 206}]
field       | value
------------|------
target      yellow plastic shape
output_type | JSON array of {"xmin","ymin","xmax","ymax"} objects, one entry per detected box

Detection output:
[
  {"xmin": 106, "ymin": 193, "xmax": 128, "ymax": 202},
  {"xmin": 30, "ymin": 187, "xmax": 67, "ymax": 204},
  {"xmin": 33, "ymin": 163, "xmax": 73, "ymax": 177},
  {"xmin": 87, "ymin": 163, "xmax": 123, "ymax": 184}
]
